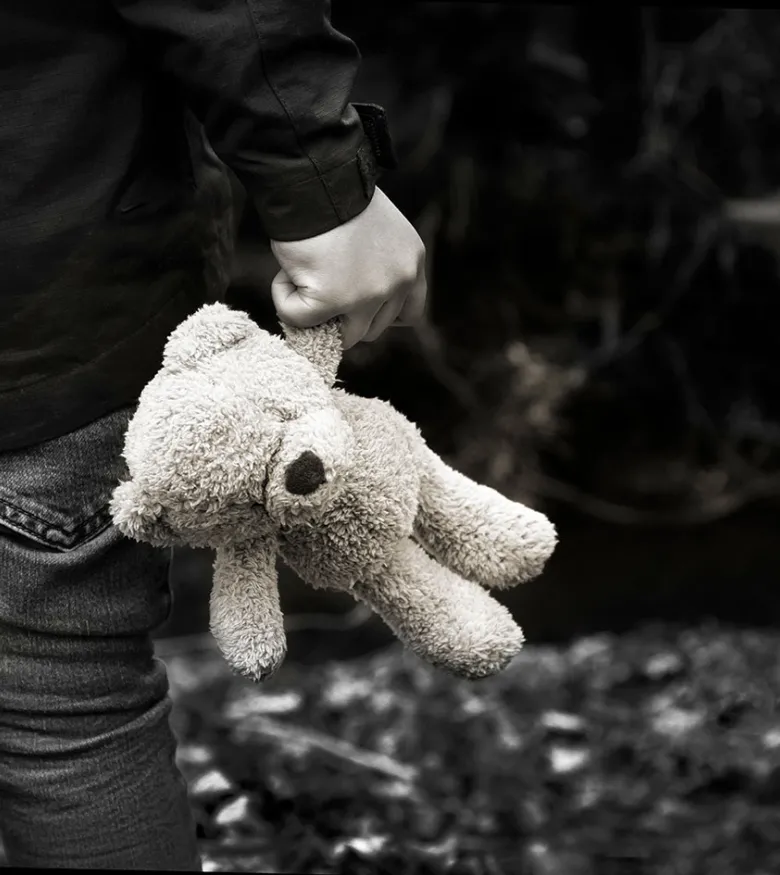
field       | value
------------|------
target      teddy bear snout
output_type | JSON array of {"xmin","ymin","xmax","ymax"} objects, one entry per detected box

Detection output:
[{"xmin": 285, "ymin": 450, "xmax": 327, "ymax": 495}]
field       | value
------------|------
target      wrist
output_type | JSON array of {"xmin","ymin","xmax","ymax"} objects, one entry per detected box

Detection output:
[{"xmin": 250, "ymin": 104, "xmax": 397, "ymax": 243}]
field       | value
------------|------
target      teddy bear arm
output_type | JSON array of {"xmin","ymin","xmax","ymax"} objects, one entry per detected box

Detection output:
[
  {"xmin": 352, "ymin": 538, "xmax": 525, "ymax": 679},
  {"xmin": 110, "ymin": 479, "xmax": 183, "ymax": 548},
  {"xmin": 211, "ymin": 538, "xmax": 287, "ymax": 682},
  {"xmin": 413, "ymin": 442, "xmax": 558, "ymax": 589}
]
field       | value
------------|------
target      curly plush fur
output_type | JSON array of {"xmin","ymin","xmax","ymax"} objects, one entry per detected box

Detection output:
[{"xmin": 111, "ymin": 303, "xmax": 557, "ymax": 681}]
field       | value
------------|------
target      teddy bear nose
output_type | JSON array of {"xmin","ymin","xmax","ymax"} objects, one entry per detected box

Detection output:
[{"xmin": 284, "ymin": 451, "xmax": 327, "ymax": 495}]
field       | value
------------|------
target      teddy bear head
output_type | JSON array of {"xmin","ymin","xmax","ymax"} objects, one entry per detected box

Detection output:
[{"xmin": 110, "ymin": 303, "xmax": 353, "ymax": 549}]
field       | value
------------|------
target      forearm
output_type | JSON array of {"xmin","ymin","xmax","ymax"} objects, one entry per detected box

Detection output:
[{"xmin": 111, "ymin": 0, "xmax": 385, "ymax": 240}]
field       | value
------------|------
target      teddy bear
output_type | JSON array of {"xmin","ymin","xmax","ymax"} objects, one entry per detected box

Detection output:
[{"xmin": 110, "ymin": 302, "xmax": 557, "ymax": 682}]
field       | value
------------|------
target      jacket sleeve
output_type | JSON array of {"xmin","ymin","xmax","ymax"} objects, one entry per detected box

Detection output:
[{"xmin": 110, "ymin": 0, "xmax": 391, "ymax": 241}]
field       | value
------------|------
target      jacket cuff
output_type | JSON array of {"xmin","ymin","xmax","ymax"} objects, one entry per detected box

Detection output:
[{"xmin": 250, "ymin": 104, "xmax": 398, "ymax": 242}]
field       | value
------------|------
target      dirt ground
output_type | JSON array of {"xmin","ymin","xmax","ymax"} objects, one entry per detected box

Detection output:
[{"xmin": 157, "ymin": 621, "xmax": 780, "ymax": 875}]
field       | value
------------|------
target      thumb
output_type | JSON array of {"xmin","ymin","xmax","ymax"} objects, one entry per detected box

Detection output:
[{"xmin": 270, "ymin": 269, "xmax": 341, "ymax": 328}]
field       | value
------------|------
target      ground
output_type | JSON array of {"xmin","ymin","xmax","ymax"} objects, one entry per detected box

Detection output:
[{"xmin": 154, "ymin": 621, "xmax": 780, "ymax": 875}]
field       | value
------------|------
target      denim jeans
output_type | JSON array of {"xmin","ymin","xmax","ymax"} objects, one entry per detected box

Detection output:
[{"xmin": 0, "ymin": 406, "xmax": 201, "ymax": 870}]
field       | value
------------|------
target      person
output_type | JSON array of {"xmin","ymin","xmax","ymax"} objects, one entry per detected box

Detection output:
[{"xmin": 0, "ymin": 1, "xmax": 426, "ymax": 869}]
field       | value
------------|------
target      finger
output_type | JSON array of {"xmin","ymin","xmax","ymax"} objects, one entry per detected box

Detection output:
[
  {"xmin": 270, "ymin": 270, "xmax": 343, "ymax": 328},
  {"xmin": 340, "ymin": 305, "xmax": 380, "ymax": 350},
  {"xmin": 363, "ymin": 295, "xmax": 406, "ymax": 342}
]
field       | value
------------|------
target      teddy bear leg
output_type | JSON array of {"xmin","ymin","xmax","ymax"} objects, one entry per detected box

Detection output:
[
  {"xmin": 414, "ymin": 444, "xmax": 557, "ymax": 589},
  {"xmin": 211, "ymin": 539, "xmax": 287, "ymax": 682},
  {"xmin": 353, "ymin": 539, "xmax": 525, "ymax": 679}
]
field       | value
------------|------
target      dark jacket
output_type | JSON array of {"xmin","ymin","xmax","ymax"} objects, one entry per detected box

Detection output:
[{"xmin": 0, "ymin": 0, "xmax": 394, "ymax": 451}]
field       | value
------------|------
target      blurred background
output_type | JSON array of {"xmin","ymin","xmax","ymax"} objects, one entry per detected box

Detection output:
[
  {"xmin": 150, "ymin": 6, "xmax": 780, "ymax": 873},
  {"xmin": 158, "ymin": 4, "xmax": 780, "ymax": 658}
]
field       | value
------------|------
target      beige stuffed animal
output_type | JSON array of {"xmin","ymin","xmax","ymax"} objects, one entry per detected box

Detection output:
[{"xmin": 110, "ymin": 303, "xmax": 557, "ymax": 681}]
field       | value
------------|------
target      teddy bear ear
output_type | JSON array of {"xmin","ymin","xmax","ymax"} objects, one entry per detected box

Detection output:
[
  {"xmin": 163, "ymin": 302, "xmax": 258, "ymax": 371},
  {"xmin": 110, "ymin": 480, "xmax": 176, "ymax": 548}
]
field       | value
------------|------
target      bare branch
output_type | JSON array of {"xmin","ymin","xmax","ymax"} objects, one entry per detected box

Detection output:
[
  {"xmin": 405, "ymin": 85, "xmax": 454, "ymax": 172},
  {"xmin": 231, "ymin": 715, "xmax": 419, "ymax": 784},
  {"xmin": 530, "ymin": 471, "xmax": 780, "ymax": 527}
]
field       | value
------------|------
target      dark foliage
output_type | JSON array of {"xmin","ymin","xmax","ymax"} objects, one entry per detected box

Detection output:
[
  {"xmin": 269, "ymin": 6, "xmax": 780, "ymax": 525},
  {"xmin": 159, "ymin": 623, "xmax": 780, "ymax": 874}
]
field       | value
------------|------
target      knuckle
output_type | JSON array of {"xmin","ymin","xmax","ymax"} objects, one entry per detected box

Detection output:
[{"xmin": 404, "ymin": 261, "xmax": 421, "ymax": 284}]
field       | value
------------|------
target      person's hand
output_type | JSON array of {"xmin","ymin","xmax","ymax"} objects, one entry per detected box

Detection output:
[{"xmin": 269, "ymin": 187, "xmax": 427, "ymax": 349}]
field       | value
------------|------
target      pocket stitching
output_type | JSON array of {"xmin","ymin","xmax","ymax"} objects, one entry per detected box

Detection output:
[{"xmin": 0, "ymin": 497, "xmax": 113, "ymax": 551}]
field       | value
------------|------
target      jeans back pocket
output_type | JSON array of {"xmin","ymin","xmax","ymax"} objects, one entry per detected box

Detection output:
[{"xmin": 0, "ymin": 407, "xmax": 133, "ymax": 551}]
